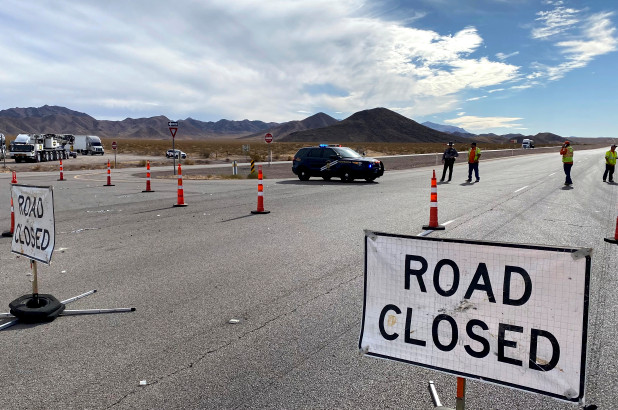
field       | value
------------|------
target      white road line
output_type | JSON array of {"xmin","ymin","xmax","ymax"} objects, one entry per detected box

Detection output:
[
  {"xmin": 514, "ymin": 186, "xmax": 528, "ymax": 193},
  {"xmin": 443, "ymin": 219, "xmax": 455, "ymax": 225},
  {"xmin": 548, "ymin": 172, "xmax": 556, "ymax": 176}
]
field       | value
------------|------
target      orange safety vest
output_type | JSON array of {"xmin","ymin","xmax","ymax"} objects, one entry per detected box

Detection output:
[{"xmin": 468, "ymin": 147, "xmax": 481, "ymax": 163}]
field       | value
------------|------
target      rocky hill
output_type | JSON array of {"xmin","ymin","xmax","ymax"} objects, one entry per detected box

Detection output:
[
  {"xmin": 280, "ymin": 108, "xmax": 459, "ymax": 143},
  {"xmin": 240, "ymin": 112, "xmax": 339, "ymax": 141},
  {"xmin": 0, "ymin": 105, "xmax": 278, "ymax": 139}
]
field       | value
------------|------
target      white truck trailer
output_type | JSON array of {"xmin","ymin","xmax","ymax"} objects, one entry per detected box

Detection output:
[
  {"xmin": 522, "ymin": 139, "xmax": 534, "ymax": 149},
  {"xmin": 0, "ymin": 133, "xmax": 5, "ymax": 159},
  {"xmin": 9, "ymin": 134, "xmax": 75, "ymax": 162},
  {"xmin": 73, "ymin": 135, "xmax": 105, "ymax": 155}
]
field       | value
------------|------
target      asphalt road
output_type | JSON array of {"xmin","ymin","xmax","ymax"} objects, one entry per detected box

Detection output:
[{"xmin": 0, "ymin": 148, "xmax": 616, "ymax": 409}]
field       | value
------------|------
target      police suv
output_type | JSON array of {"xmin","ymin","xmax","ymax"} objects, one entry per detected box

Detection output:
[{"xmin": 292, "ymin": 144, "xmax": 385, "ymax": 182}]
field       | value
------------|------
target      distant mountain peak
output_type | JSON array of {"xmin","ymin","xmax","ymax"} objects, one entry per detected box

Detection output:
[{"xmin": 422, "ymin": 121, "xmax": 471, "ymax": 135}]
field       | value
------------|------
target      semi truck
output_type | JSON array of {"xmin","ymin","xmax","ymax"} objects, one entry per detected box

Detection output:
[
  {"xmin": 9, "ymin": 134, "xmax": 75, "ymax": 162},
  {"xmin": 0, "ymin": 133, "xmax": 5, "ymax": 159},
  {"xmin": 522, "ymin": 139, "xmax": 534, "ymax": 149},
  {"xmin": 74, "ymin": 135, "xmax": 105, "ymax": 155}
]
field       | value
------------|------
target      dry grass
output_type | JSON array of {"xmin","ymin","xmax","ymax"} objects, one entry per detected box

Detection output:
[{"xmin": 99, "ymin": 139, "xmax": 535, "ymax": 160}]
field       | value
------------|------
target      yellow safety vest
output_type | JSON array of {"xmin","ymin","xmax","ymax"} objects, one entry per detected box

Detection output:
[
  {"xmin": 467, "ymin": 147, "xmax": 481, "ymax": 163},
  {"xmin": 605, "ymin": 150, "xmax": 617, "ymax": 165},
  {"xmin": 562, "ymin": 146, "xmax": 573, "ymax": 163}
]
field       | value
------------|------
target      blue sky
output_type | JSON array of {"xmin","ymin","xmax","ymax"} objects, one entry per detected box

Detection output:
[{"xmin": 0, "ymin": 0, "xmax": 616, "ymax": 138}]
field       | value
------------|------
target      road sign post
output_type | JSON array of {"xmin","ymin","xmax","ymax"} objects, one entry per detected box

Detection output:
[
  {"xmin": 112, "ymin": 141, "xmax": 117, "ymax": 168},
  {"xmin": 265, "ymin": 133, "xmax": 272, "ymax": 166},
  {"xmin": 169, "ymin": 121, "xmax": 178, "ymax": 175}
]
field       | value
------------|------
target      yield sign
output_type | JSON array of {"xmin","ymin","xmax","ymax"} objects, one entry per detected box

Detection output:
[{"xmin": 169, "ymin": 127, "xmax": 178, "ymax": 138}]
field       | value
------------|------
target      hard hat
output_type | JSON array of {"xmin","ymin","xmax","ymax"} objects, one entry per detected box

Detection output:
[
  {"xmin": 564, "ymin": 141, "xmax": 570, "ymax": 145},
  {"xmin": 448, "ymin": 141, "xmax": 453, "ymax": 146}
]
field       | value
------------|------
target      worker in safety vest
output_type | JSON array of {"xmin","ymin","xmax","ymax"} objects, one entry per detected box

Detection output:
[
  {"xmin": 603, "ymin": 144, "xmax": 617, "ymax": 183},
  {"xmin": 560, "ymin": 141, "xmax": 574, "ymax": 185},
  {"xmin": 466, "ymin": 142, "xmax": 481, "ymax": 183}
]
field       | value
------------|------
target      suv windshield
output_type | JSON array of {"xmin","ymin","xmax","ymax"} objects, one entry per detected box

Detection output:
[{"xmin": 333, "ymin": 147, "xmax": 362, "ymax": 158}]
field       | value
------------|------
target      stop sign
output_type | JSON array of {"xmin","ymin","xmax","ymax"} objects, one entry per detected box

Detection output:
[
  {"xmin": 111, "ymin": 141, "xmax": 117, "ymax": 150},
  {"xmin": 265, "ymin": 133, "xmax": 273, "ymax": 143}
]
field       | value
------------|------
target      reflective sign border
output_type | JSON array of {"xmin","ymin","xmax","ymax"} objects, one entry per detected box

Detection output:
[{"xmin": 359, "ymin": 230, "xmax": 591, "ymax": 402}]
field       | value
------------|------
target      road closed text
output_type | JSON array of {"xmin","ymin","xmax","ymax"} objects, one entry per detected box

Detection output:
[
  {"xmin": 10, "ymin": 185, "xmax": 55, "ymax": 264},
  {"xmin": 13, "ymin": 194, "xmax": 52, "ymax": 251},
  {"xmin": 376, "ymin": 255, "xmax": 560, "ymax": 371},
  {"xmin": 360, "ymin": 233, "xmax": 590, "ymax": 401}
]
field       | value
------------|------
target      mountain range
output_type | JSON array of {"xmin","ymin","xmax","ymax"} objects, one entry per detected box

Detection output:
[{"xmin": 0, "ymin": 104, "xmax": 600, "ymax": 145}]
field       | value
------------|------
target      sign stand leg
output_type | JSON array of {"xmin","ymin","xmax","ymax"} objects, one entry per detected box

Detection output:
[
  {"xmin": 456, "ymin": 377, "xmax": 466, "ymax": 410},
  {"xmin": 0, "ymin": 289, "xmax": 135, "ymax": 331}
]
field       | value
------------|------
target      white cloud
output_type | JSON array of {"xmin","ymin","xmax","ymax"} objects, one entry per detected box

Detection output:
[
  {"xmin": 496, "ymin": 51, "xmax": 520, "ymax": 60},
  {"xmin": 532, "ymin": 6, "xmax": 580, "ymax": 39},
  {"xmin": 466, "ymin": 96, "xmax": 487, "ymax": 101},
  {"xmin": 488, "ymin": 88, "xmax": 505, "ymax": 93},
  {"xmin": 0, "ymin": 0, "xmax": 520, "ymax": 122},
  {"xmin": 532, "ymin": 11, "xmax": 617, "ymax": 80},
  {"xmin": 444, "ymin": 115, "xmax": 523, "ymax": 131}
]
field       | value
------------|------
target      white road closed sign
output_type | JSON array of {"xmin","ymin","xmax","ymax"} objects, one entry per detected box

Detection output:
[
  {"xmin": 11, "ymin": 185, "xmax": 55, "ymax": 264},
  {"xmin": 359, "ymin": 231, "xmax": 590, "ymax": 402}
]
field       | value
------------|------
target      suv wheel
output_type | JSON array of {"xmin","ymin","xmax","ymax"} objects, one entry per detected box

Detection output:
[
  {"xmin": 322, "ymin": 176, "xmax": 331, "ymax": 181},
  {"xmin": 298, "ymin": 168, "xmax": 310, "ymax": 181},
  {"xmin": 341, "ymin": 170, "xmax": 354, "ymax": 182}
]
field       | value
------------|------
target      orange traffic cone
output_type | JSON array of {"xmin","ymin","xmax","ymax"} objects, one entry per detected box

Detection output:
[
  {"xmin": 422, "ymin": 170, "xmax": 445, "ymax": 230},
  {"xmin": 604, "ymin": 216, "xmax": 618, "ymax": 244},
  {"xmin": 251, "ymin": 165, "xmax": 270, "ymax": 214},
  {"xmin": 11, "ymin": 171, "xmax": 17, "ymax": 184},
  {"xmin": 104, "ymin": 160, "xmax": 115, "ymax": 186},
  {"xmin": 173, "ymin": 163, "xmax": 187, "ymax": 207},
  {"xmin": 58, "ymin": 159, "xmax": 65, "ymax": 181},
  {"xmin": 142, "ymin": 160, "xmax": 154, "ymax": 192},
  {"xmin": 2, "ymin": 197, "xmax": 15, "ymax": 237}
]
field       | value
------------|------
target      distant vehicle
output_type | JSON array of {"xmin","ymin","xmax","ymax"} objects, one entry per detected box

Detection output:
[
  {"xmin": 74, "ymin": 135, "xmax": 105, "ymax": 155},
  {"xmin": 292, "ymin": 144, "xmax": 384, "ymax": 182},
  {"xmin": 522, "ymin": 139, "xmax": 534, "ymax": 149},
  {"xmin": 166, "ymin": 149, "xmax": 187, "ymax": 159},
  {"xmin": 9, "ymin": 133, "xmax": 75, "ymax": 162}
]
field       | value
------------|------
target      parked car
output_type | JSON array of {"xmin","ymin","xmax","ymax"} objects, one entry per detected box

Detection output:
[
  {"xmin": 166, "ymin": 149, "xmax": 187, "ymax": 159},
  {"xmin": 292, "ymin": 144, "xmax": 384, "ymax": 182}
]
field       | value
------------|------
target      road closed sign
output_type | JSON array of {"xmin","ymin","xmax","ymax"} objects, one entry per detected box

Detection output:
[
  {"xmin": 11, "ymin": 185, "xmax": 55, "ymax": 264},
  {"xmin": 359, "ymin": 231, "xmax": 590, "ymax": 402}
]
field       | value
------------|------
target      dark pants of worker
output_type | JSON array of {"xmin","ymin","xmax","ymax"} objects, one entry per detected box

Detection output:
[
  {"xmin": 441, "ymin": 159, "xmax": 455, "ymax": 181},
  {"xmin": 603, "ymin": 164, "xmax": 615, "ymax": 182},
  {"xmin": 468, "ymin": 163, "xmax": 479, "ymax": 181},
  {"xmin": 563, "ymin": 163, "xmax": 573, "ymax": 185}
]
